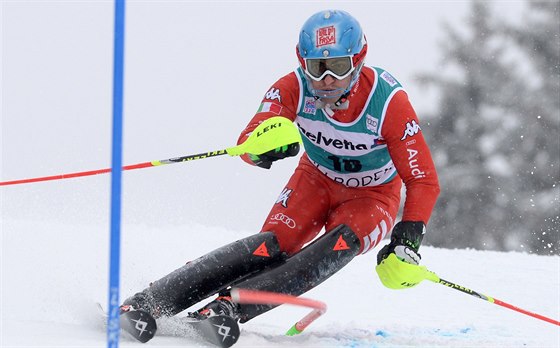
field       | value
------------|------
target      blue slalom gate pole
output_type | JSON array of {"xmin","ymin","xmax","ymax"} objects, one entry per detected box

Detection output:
[{"xmin": 108, "ymin": 0, "xmax": 125, "ymax": 347}]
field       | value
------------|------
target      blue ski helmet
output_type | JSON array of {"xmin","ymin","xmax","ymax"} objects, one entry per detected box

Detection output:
[{"xmin": 297, "ymin": 10, "xmax": 367, "ymax": 98}]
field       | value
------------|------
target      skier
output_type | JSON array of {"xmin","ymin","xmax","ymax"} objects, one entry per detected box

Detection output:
[{"xmin": 121, "ymin": 8, "xmax": 440, "ymax": 327}]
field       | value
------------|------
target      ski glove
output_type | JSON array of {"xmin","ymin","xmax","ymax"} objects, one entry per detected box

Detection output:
[
  {"xmin": 248, "ymin": 143, "xmax": 300, "ymax": 169},
  {"xmin": 376, "ymin": 221, "xmax": 428, "ymax": 289}
]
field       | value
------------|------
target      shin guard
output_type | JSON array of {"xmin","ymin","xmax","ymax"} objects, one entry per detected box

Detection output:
[
  {"xmin": 122, "ymin": 232, "xmax": 283, "ymax": 317},
  {"xmin": 234, "ymin": 224, "xmax": 360, "ymax": 323}
]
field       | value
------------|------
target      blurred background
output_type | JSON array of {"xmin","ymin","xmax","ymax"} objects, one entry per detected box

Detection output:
[{"xmin": 1, "ymin": 0, "xmax": 558, "ymax": 255}]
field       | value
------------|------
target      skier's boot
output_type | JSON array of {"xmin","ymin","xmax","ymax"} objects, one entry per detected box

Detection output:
[{"xmin": 188, "ymin": 295, "xmax": 240, "ymax": 320}]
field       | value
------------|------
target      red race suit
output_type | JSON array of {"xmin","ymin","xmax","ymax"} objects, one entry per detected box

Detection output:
[{"xmin": 238, "ymin": 66, "xmax": 440, "ymax": 255}]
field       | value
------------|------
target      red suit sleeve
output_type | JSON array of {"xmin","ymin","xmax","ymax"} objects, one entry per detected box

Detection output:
[
  {"xmin": 237, "ymin": 72, "xmax": 300, "ymax": 165},
  {"xmin": 381, "ymin": 90, "xmax": 440, "ymax": 224}
]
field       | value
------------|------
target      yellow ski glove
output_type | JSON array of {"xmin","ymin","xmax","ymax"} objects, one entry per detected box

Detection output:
[
  {"xmin": 248, "ymin": 143, "xmax": 300, "ymax": 169},
  {"xmin": 376, "ymin": 221, "xmax": 435, "ymax": 289},
  {"xmin": 376, "ymin": 253, "xmax": 434, "ymax": 289}
]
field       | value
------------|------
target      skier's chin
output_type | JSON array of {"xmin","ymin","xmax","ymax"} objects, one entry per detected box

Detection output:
[{"xmin": 318, "ymin": 95, "xmax": 339, "ymax": 105}]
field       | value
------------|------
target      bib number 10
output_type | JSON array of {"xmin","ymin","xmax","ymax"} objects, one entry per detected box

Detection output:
[{"xmin": 327, "ymin": 155, "xmax": 362, "ymax": 172}]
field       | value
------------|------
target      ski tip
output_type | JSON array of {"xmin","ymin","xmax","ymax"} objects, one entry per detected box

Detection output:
[
  {"xmin": 120, "ymin": 309, "xmax": 157, "ymax": 343},
  {"xmin": 95, "ymin": 302, "xmax": 108, "ymax": 317},
  {"xmin": 194, "ymin": 315, "xmax": 240, "ymax": 348}
]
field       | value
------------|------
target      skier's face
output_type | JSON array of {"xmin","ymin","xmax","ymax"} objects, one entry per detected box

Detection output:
[{"xmin": 309, "ymin": 74, "xmax": 352, "ymax": 104}]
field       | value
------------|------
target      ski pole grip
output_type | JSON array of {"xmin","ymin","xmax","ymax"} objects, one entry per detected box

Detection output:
[{"xmin": 227, "ymin": 116, "xmax": 302, "ymax": 157}]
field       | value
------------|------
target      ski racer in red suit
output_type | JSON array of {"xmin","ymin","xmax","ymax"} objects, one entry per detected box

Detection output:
[
  {"xmin": 238, "ymin": 55, "xmax": 439, "ymax": 257},
  {"xmin": 121, "ymin": 9, "xmax": 440, "ymax": 327}
]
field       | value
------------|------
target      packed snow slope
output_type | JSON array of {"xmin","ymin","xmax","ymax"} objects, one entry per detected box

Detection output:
[{"xmin": 2, "ymin": 218, "xmax": 559, "ymax": 347}]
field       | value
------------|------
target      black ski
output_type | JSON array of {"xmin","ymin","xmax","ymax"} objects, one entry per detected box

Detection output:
[
  {"xmin": 119, "ymin": 309, "xmax": 157, "ymax": 343},
  {"xmin": 97, "ymin": 303, "xmax": 238, "ymax": 347},
  {"xmin": 180, "ymin": 315, "xmax": 240, "ymax": 348}
]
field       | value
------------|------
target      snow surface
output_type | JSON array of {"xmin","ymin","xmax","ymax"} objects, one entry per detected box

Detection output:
[{"xmin": 2, "ymin": 219, "xmax": 559, "ymax": 347}]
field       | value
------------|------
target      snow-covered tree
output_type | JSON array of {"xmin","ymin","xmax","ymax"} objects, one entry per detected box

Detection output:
[
  {"xmin": 418, "ymin": 0, "xmax": 559, "ymax": 254},
  {"xmin": 498, "ymin": 0, "xmax": 560, "ymax": 254}
]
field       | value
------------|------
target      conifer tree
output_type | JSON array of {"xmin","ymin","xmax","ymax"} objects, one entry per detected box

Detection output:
[{"xmin": 418, "ymin": 0, "xmax": 559, "ymax": 254}]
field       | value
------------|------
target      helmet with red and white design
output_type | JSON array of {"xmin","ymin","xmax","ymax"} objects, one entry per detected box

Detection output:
[{"xmin": 296, "ymin": 10, "xmax": 368, "ymax": 99}]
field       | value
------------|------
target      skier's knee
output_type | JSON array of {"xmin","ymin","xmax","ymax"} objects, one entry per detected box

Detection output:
[{"xmin": 235, "ymin": 224, "xmax": 360, "ymax": 323}]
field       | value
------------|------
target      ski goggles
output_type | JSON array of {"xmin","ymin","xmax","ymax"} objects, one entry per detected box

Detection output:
[{"xmin": 304, "ymin": 56, "xmax": 355, "ymax": 81}]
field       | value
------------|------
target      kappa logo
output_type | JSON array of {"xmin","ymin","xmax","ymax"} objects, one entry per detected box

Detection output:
[
  {"xmin": 400, "ymin": 120, "xmax": 421, "ymax": 140},
  {"xmin": 275, "ymin": 188, "xmax": 293, "ymax": 208},
  {"xmin": 265, "ymin": 88, "xmax": 281, "ymax": 102}
]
